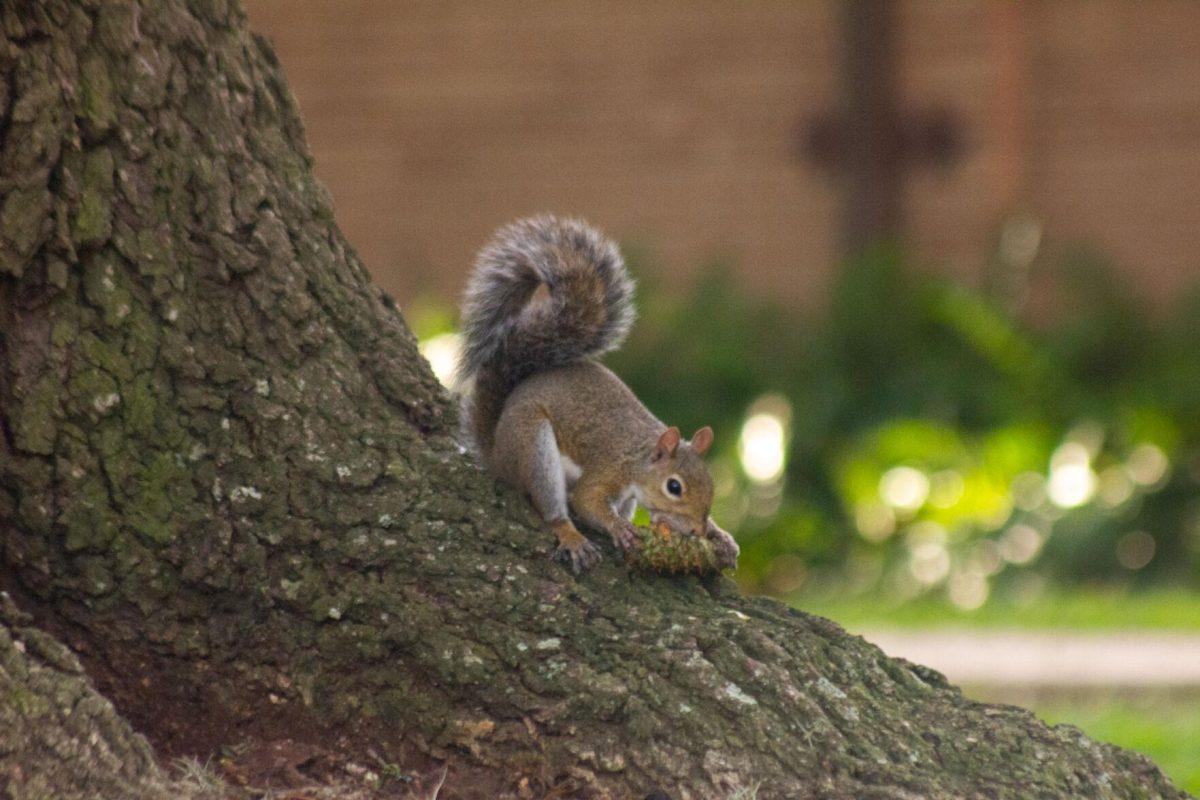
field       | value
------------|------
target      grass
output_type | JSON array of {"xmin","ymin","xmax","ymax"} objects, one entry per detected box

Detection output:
[{"xmin": 794, "ymin": 587, "xmax": 1200, "ymax": 632}]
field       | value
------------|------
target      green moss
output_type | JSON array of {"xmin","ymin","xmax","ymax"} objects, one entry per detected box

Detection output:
[
  {"xmin": 309, "ymin": 594, "xmax": 343, "ymax": 623},
  {"xmin": 384, "ymin": 460, "xmax": 413, "ymax": 482},
  {"xmin": 123, "ymin": 309, "xmax": 163, "ymax": 373},
  {"xmin": 80, "ymin": 332, "xmax": 133, "ymax": 382},
  {"xmin": 51, "ymin": 317, "xmax": 80, "ymax": 350},
  {"xmin": 233, "ymin": 165, "xmax": 270, "ymax": 221},
  {"xmin": 78, "ymin": 54, "xmax": 116, "ymax": 133},
  {"xmin": 2, "ymin": 686, "xmax": 51, "ymax": 718},
  {"xmin": 349, "ymin": 624, "xmax": 387, "ymax": 661},
  {"xmin": 0, "ymin": 184, "xmax": 51, "ymax": 271},
  {"xmin": 133, "ymin": 227, "xmax": 173, "ymax": 277},
  {"xmin": 75, "ymin": 188, "xmax": 111, "ymax": 244},
  {"xmin": 373, "ymin": 687, "xmax": 414, "ymax": 720},
  {"xmin": 72, "ymin": 149, "xmax": 115, "ymax": 247},
  {"xmin": 46, "ymin": 259, "xmax": 69, "ymax": 289},
  {"xmin": 121, "ymin": 373, "xmax": 157, "ymax": 436},
  {"xmin": 62, "ymin": 479, "xmax": 120, "ymax": 552},
  {"xmin": 13, "ymin": 375, "xmax": 62, "ymax": 455},
  {"xmin": 125, "ymin": 451, "xmax": 192, "ymax": 545},
  {"xmin": 152, "ymin": 128, "xmax": 197, "ymax": 206},
  {"xmin": 82, "ymin": 254, "xmax": 133, "ymax": 327},
  {"xmin": 67, "ymin": 366, "xmax": 119, "ymax": 418}
]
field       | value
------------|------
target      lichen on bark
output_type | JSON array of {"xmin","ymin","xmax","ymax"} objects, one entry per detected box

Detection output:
[{"xmin": 0, "ymin": 1, "xmax": 1191, "ymax": 799}]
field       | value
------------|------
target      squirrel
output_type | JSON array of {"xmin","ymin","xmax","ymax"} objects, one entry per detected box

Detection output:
[{"xmin": 455, "ymin": 215, "xmax": 739, "ymax": 573}]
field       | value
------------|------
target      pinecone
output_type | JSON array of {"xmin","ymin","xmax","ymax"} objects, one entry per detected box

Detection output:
[{"xmin": 626, "ymin": 521, "xmax": 724, "ymax": 575}]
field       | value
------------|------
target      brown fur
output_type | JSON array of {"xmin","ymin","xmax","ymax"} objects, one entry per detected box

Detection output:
[{"xmin": 492, "ymin": 363, "xmax": 715, "ymax": 568}]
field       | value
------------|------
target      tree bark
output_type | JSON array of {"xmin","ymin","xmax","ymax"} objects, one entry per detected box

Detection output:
[
  {"xmin": 0, "ymin": 594, "xmax": 191, "ymax": 800},
  {"xmin": 0, "ymin": 2, "xmax": 1188, "ymax": 799}
]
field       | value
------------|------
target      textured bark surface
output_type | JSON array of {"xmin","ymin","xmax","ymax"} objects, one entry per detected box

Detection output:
[
  {"xmin": 0, "ymin": 2, "xmax": 1190, "ymax": 799},
  {"xmin": 0, "ymin": 594, "xmax": 177, "ymax": 800}
]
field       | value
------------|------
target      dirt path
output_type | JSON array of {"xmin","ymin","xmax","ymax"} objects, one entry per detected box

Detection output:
[{"xmin": 862, "ymin": 629, "xmax": 1200, "ymax": 687}]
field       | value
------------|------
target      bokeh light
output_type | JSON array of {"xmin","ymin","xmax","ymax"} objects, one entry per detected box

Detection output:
[
  {"xmin": 948, "ymin": 569, "xmax": 989, "ymax": 610},
  {"xmin": 1126, "ymin": 443, "xmax": 1169, "ymax": 487},
  {"xmin": 1000, "ymin": 524, "xmax": 1043, "ymax": 565},
  {"xmin": 879, "ymin": 466, "xmax": 930, "ymax": 512},
  {"xmin": 738, "ymin": 395, "xmax": 791, "ymax": 484},
  {"xmin": 1097, "ymin": 466, "xmax": 1134, "ymax": 507},
  {"xmin": 909, "ymin": 541, "xmax": 951, "ymax": 585},
  {"xmin": 418, "ymin": 332, "xmax": 462, "ymax": 389},
  {"xmin": 1115, "ymin": 531, "xmax": 1156, "ymax": 570},
  {"xmin": 855, "ymin": 502, "xmax": 897, "ymax": 542},
  {"xmin": 1047, "ymin": 442, "xmax": 1096, "ymax": 508}
]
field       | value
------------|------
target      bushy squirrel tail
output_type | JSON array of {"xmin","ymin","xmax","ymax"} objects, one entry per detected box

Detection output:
[{"xmin": 456, "ymin": 215, "xmax": 635, "ymax": 454}]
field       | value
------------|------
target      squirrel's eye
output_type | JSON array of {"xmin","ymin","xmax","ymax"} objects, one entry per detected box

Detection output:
[{"xmin": 665, "ymin": 477, "xmax": 683, "ymax": 497}]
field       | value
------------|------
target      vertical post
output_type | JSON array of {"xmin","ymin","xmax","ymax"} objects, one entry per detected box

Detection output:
[
  {"xmin": 990, "ymin": 1, "xmax": 1029, "ymax": 214},
  {"xmin": 840, "ymin": 0, "xmax": 902, "ymax": 253}
]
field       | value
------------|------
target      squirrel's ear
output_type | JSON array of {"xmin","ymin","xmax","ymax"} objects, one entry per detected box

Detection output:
[
  {"xmin": 652, "ymin": 426, "xmax": 681, "ymax": 461},
  {"xmin": 691, "ymin": 426, "xmax": 714, "ymax": 456}
]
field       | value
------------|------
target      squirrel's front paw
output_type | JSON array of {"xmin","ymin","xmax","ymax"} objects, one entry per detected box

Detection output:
[
  {"xmin": 550, "ymin": 520, "xmax": 602, "ymax": 573},
  {"xmin": 610, "ymin": 520, "xmax": 641, "ymax": 553},
  {"xmin": 706, "ymin": 520, "xmax": 740, "ymax": 570},
  {"xmin": 554, "ymin": 539, "xmax": 601, "ymax": 573}
]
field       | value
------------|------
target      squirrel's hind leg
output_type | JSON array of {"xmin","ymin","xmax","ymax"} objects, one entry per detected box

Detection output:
[{"xmin": 496, "ymin": 412, "xmax": 600, "ymax": 573}]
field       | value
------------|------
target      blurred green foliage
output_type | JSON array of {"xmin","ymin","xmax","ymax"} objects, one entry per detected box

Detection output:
[
  {"xmin": 413, "ymin": 243, "xmax": 1200, "ymax": 608},
  {"xmin": 606, "ymin": 245, "xmax": 1200, "ymax": 605}
]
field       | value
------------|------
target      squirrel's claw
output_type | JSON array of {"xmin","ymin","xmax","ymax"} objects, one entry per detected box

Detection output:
[
  {"xmin": 706, "ymin": 519, "xmax": 740, "ymax": 570},
  {"xmin": 554, "ymin": 538, "xmax": 601, "ymax": 574},
  {"xmin": 611, "ymin": 520, "xmax": 641, "ymax": 553}
]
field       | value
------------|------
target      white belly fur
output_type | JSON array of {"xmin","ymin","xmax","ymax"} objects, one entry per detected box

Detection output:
[
  {"xmin": 558, "ymin": 447, "xmax": 637, "ymax": 519},
  {"xmin": 560, "ymin": 450, "xmax": 582, "ymax": 486}
]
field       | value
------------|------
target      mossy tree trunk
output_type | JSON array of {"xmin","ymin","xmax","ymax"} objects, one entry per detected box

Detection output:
[{"xmin": 0, "ymin": 2, "xmax": 1188, "ymax": 798}]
